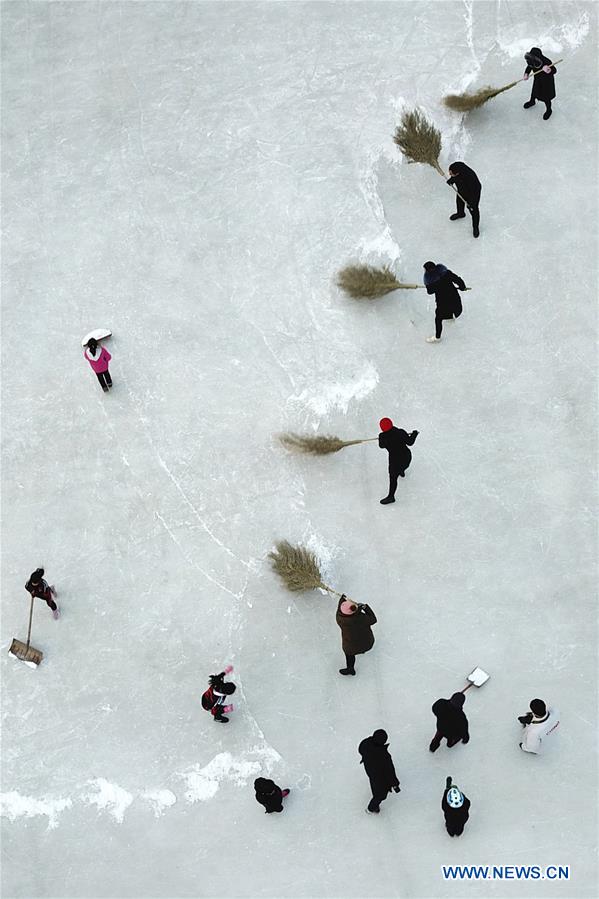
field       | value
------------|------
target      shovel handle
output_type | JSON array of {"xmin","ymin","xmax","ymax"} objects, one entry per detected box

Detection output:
[{"xmin": 25, "ymin": 595, "xmax": 35, "ymax": 650}]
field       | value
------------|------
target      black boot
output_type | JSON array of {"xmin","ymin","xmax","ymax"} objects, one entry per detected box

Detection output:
[
  {"xmin": 339, "ymin": 668, "xmax": 356, "ymax": 676},
  {"xmin": 523, "ymin": 99, "xmax": 536, "ymax": 109},
  {"xmin": 380, "ymin": 496, "xmax": 395, "ymax": 505},
  {"xmin": 473, "ymin": 225, "xmax": 480, "ymax": 238},
  {"xmin": 214, "ymin": 715, "xmax": 229, "ymax": 723},
  {"xmin": 543, "ymin": 107, "xmax": 552, "ymax": 120},
  {"xmin": 449, "ymin": 213, "xmax": 466, "ymax": 221}
]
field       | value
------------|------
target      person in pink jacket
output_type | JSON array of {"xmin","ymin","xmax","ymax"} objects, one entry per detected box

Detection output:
[{"xmin": 84, "ymin": 338, "xmax": 112, "ymax": 392}]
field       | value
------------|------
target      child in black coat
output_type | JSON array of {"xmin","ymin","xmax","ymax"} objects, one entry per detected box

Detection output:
[{"xmin": 254, "ymin": 778, "xmax": 290, "ymax": 813}]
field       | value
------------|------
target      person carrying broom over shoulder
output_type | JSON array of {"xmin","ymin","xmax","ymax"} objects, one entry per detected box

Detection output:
[
  {"xmin": 522, "ymin": 48, "xmax": 557, "ymax": 120},
  {"xmin": 446, "ymin": 162, "xmax": 482, "ymax": 238}
]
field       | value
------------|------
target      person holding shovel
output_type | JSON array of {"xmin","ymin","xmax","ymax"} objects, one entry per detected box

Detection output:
[
  {"xmin": 423, "ymin": 261, "xmax": 467, "ymax": 344},
  {"xmin": 446, "ymin": 161, "xmax": 481, "ymax": 238},
  {"xmin": 378, "ymin": 418, "xmax": 418, "ymax": 505},
  {"xmin": 358, "ymin": 729, "xmax": 401, "ymax": 814},
  {"xmin": 523, "ymin": 48, "xmax": 557, "ymax": 120},
  {"xmin": 84, "ymin": 337, "xmax": 112, "ymax": 392},
  {"xmin": 25, "ymin": 568, "xmax": 60, "ymax": 620},
  {"xmin": 429, "ymin": 692, "xmax": 469, "ymax": 752},
  {"xmin": 336, "ymin": 595, "xmax": 377, "ymax": 676}
]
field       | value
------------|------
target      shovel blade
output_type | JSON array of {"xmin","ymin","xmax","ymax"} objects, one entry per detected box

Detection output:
[
  {"xmin": 466, "ymin": 666, "xmax": 489, "ymax": 687},
  {"xmin": 9, "ymin": 639, "xmax": 43, "ymax": 667}
]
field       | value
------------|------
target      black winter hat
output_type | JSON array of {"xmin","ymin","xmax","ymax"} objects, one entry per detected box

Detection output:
[
  {"xmin": 530, "ymin": 698, "xmax": 547, "ymax": 716},
  {"xmin": 372, "ymin": 729, "xmax": 388, "ymax": 745},
  {"xmin": 450, "ymin": 692, "xmax": 466, "ymax": 709},
  {"xmin": 254, "ymin": 778, "xmax": 274, "ymax": 793},
  {"xmin": 525, "ymin": 48, "xmax": 543, "ymax": 67}
]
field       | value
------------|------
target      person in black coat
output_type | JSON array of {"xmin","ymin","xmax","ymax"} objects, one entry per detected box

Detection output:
[
  {"xmin": 429, "ymin": 692, "xmax": 470, "ymax": 752},
  {"xmin": 378, "ymin": 417, "xmax": 418, "ymax": 505},
  {"xmin": 253, "ymin": 778, "xmax": 290, "ymax": 814},
  {"xmin": 442, "ymin": 776, "xmax": 471, "ymax": 836},
  {"xmin": 359, "ymin": 729, "xmax": 401, "ymax": 814},
  {"xmin": 446, "ymin": 161, "xmax": 481, "ymax": 238},
  {"xmin": 423, "ymin": 261, "xmax": 467, "ymax": 343},
  {"xmin": 523, "ymin": 47, "xmax": 557, "ymax": 120}
]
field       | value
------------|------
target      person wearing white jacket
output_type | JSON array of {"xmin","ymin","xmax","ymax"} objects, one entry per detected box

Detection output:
[{"xmin": 518, "ymin": 699, "xmax": 560, "ymax": 754}]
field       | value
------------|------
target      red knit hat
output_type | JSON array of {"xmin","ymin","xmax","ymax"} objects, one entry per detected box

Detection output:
[{"xmin": 379, "ymin": 418, "xmax": 393, "ymax": 432}]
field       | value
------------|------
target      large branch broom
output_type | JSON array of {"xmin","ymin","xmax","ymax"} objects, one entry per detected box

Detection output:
[
  {"xmin": 9, "ymin": 596, "xmax": 43, "ymax": 668},
  {"xmin": 393, "ymin": 109, "xmax": 471, "ymax": 206},
  {"xmin": 269, "ymin": 540, "xmax": 360, "ymax": 603}
]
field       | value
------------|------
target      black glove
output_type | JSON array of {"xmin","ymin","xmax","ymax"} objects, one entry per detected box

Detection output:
[
  {"xmin": 462, "ymin": 734, "xmax": 470, "ymax": 744},
  {"xmin": 412, "ymin": 430, "xmax": 419, "ymax": 439},
  {"xmin": 446, "ymin": 178, "xmax": 453, "ymax": 185},
  {"xmin": 340, "ymin": 593, "xmax": 347, "ymax": 601},
  {"xmin": 518, "ymin": 713, "xmax": 533, "ymax": 726},
  {"xmin": 445, "ymin": 776, "xmax": 452, "ymax": 789}
]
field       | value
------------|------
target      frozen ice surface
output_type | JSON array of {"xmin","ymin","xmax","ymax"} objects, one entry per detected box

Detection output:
[{"xmin": 1, "ymin": 1, "xmax": 597, "ymax": 897}]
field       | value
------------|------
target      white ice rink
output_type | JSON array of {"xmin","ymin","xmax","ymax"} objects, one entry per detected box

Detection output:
[{"xmin": 1, "ymin": 2, "xmax": 597, "ymax": 897}]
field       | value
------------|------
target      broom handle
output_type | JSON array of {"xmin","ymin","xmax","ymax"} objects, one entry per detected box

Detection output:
[
  {"xmin": 401, "ymin": 284, "xmax": 472, "ymax": 291},
  {"xmin": 25, "ymin": 595, "xmax": 35, "ymax": 650},
  {"xmin": 526, "ymin": 58, "xmax": 563, "ymax": 82},
  {"xmin": 322, "ymin": 583, "xmax": 360, "ymax": 605}
]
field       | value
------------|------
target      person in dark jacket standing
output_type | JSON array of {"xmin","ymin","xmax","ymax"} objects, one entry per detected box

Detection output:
[
  {"xmin": 446, "ymin": 161, "xmax": 481, "ymax": 238},
  {"xmin": 253, "ymin": 778, "xmax": 290, "ymax": 813},
  {"xmin": 378, "ymin": 417, "xmax": 418, "ymax": 504},
  {"xmin": 423, "ymin": 262, "xmax": 467, "ymax": 343},
  {"xmin": 523, "ymin": 48, "xmax": 557, "ymax": 120},
  {"xmin": 336, "ymin": 595, "xmax": 377, "ymax": 675},
  {"xmin": 429, "ymin": 692, "xmax": 470, "ymax": 752},
  {"xmin": 25, "ymin": 567, "xmax": 60, "ymax": 620},
  {"xmin": 442, "ymin": 776, "xmax": 471, "ymax": 836},
  {"xmin": 359, "ymin": 729, "xmax": 401, "ymax": 814}
]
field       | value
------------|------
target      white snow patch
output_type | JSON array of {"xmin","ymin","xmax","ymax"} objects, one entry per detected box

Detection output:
[
  {"xmin": 357, "ymin": 143, "xmax": 403, "ymax": 264},
  {"xmin": 0, "ymin": 791, "xmax": 72, "ymax": 829},
  {"xmin": 497, "ymin": 11, "xmax": 589, "ymax": 58},
  {"xmin": 180, "ymin": 746, "xmax": 281, "ymax": 803},
  {"xmin": 82, "ymin": 779, "xmax": 133, "ymax": 823},
  {"xmin": 303, "ymin": 531, "xmax": 342, "ymax": 593},
  {"xmin": 291, "ymin": 363, "xmax": 379, "ymax": 417},
  {"xmin": 141, "ymin": 789, "xmax": 177, "ymax": 818}
]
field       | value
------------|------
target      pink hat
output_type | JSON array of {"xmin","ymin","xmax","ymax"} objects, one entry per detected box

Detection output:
[{"xmin": 340, "ymin": 600, "xmax": 357, "ymax": 615}]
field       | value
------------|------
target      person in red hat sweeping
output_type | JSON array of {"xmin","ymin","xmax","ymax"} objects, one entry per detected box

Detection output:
[{"xmin": 378, "ymin": 418, "xmax": 419, "ymax": 505}]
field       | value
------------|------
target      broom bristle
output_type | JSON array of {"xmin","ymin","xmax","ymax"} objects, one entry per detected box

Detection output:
[
  {"xmin": 278, "ymin": 433, "xmax": 351, "ymax": 455},
  {"xmin": 443, "ymin": 80, "xmax": 520, "ymax": 112},
  {"xmin": 393, "ymin": 109, "xmax": 442, "ymax": 169},
  {"xmin": 337, "ymin": 264, "xmax": 401, "ymax": 299},
  {"xmin": 269, "ymin": 541, "xmax": 325, "ymax": 592}
]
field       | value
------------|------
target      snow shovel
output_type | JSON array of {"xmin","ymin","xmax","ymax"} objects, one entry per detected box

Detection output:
[
  {"xmin": 82, "ymin": 327, "xmax": 112, "ymax": 348},
  {"xmin": 9, "ymin": 596, "xmax": 43, "ymax": 667},
  {"xmin": 461, "ymin": 667, "xmax": 490, "ymax": 693}
]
